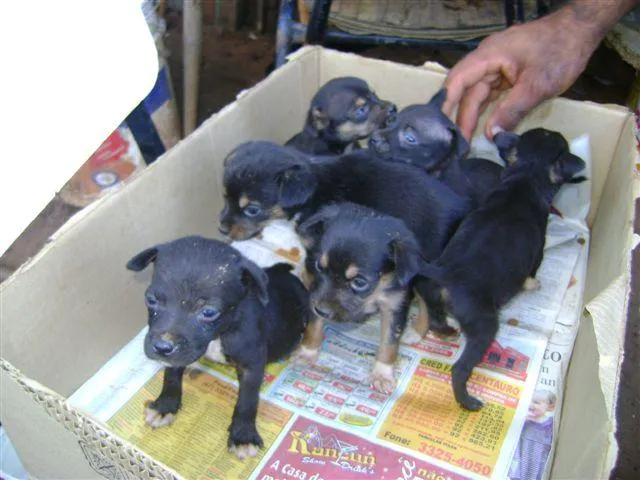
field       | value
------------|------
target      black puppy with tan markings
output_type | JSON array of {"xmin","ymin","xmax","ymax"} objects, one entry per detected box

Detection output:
[
  {"xmin": 297, "ymin": 203, "xmax": 429, "ymax": 393},
  {"xmin": 286, "ymin": 77, "xmax": 397, "ymax": 155},
  {"xmin": 370, "ymin": 89, "xmax": 503, "ymax": 207},
  {"xmin": 417, "ymin": 129, "xmax": 586, "ymax": 411},
  {"xmin": 126, "ymin": 237, "xmax": 309, "ymax": 459}
]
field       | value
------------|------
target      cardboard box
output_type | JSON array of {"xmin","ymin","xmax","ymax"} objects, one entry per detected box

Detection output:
[{"xmin": 0, "ymin": 46, "xmax": 637, "ymax": 479}]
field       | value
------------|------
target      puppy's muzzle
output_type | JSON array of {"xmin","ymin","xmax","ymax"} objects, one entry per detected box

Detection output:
[
  {"xmin": 152, "ymin": 338, "xmax": 177, "ymax": 356},
  {"xmin": 218, "ymin": 223, "xmax": 231, "ymax": 236}
]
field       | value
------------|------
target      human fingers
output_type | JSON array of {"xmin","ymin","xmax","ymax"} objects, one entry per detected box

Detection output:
[
  {"xmin": 443, "ymin": 54, "xmax": 496, "ymax": 117},
  {"xmin": 484, "ymin": 76, "xmax": 545, "ymax": 138},
  {"xmin": 455, "ymin": 81, "xmax": 492, "ymax": 141}
]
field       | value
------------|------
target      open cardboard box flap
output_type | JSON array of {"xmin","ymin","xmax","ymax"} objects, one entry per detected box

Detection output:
[{"xmin": 0, "ymin": 46, "xmax": 637, "ymax": 479}]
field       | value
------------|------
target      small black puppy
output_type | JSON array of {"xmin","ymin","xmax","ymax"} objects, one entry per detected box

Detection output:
[
  {"xmin": 220, "ymin": 141, "xmax": 470, "ymax": 339},
  {"xmin": 369, "ymin": 89, "xmax": 503, "ymax": 206},
  {"xmin": 286, "ymin": 76, "xmax": 397, "ymax": 155},
  {"xmin": 126, "ymin": 236, "xmax": 309, "ymax": 459},
  {"xmin": 417, "ymin": 128, "xmax": 586, "ymax": 411},
  {"xmin": 369, "ymin": 89, "xmax": 469, "ymax": 173},
  {"xmin": 295, "ymin": 203, "xmax": 430, "ymax": 393}
]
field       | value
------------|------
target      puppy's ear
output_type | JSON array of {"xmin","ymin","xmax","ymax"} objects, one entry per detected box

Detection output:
[
  {"xmin": 126, "ymin": 246, "xmax": 159, "ymax": 271},
  {"xmin": 449, "ymin": 126, "xmax": 469, "ymax": 161},
  {"xmin": 241, "ymin": 258, "xmax": 269, "ymax": 306},
  {"xmin": 310, "ymin": 106, "xmax": 329, "ymax": 132},
  {"xmin": 277, "ymin": 163, "xmax": 318, "ymax": 209},
  {"xmin": 297, "ymin": 204, "xmax": 341, "ymax": 245},
  {"xmin": 494, "ymin": 131, "xmax": 520, "ymax": 164},
  {"xmin": 428, "ymin": 88, "xmax": 447, "ymax": 110},
  {"xmin": 389, "ymin": 238, "xmax": 423, "ymax": 287},
  {"xmin": 549, "ymin": 152, "xmax": 587, "ymax": 184}
]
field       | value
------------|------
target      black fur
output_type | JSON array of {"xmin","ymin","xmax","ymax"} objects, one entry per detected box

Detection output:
[
  {"xmin": 286, "ymin": 77, "xmax": 397, "ymax": 155},
  {"xmin": 418, "ymin": 128, "xmax": 587, "ymax": 411},
  {"xmin": 437, "ymin": 157, "xmax": 505, "ymax": 207},
  {"xmin": 126, "ymin": 237, "xmax": 309, "ymax": 453}
]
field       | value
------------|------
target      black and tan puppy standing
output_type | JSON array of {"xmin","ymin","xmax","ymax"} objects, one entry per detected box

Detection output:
[
  {"xmin": 417, "ymin": 128, "xmax": 586, "ymax": 411},
  {"xmin": 370, "ymin": 89, "xmax": 504, "ymax": 207},
  {"xmin": 126, "ymin": 236, "xmax": 309, "ymax": 458},
  {"xmin": 286, "ymin": 76, "xmax": 397, "ymax": 155},
  {"xmin": 297, "ymin": 203, "xmax": 430, "ymax": 393},
  {"xmin": 218, "ymin": 141, "xmax": 471, "ymax": 374}
]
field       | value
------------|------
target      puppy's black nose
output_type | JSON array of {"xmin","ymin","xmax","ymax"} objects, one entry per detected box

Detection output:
[
  {"xmin": 153, "ymin": 339, "xmax": 176, "ymax": 355},
  {"xmin": 218, "ymin": 223, "xmax": 230, "ymax": 235},
  {"xmin": 386, "ymin": 104, "xmax": 397, "ymax": 117},
  {"xmin": 313, "ymin": 305, "xmax": 331, "ymax": 319}
]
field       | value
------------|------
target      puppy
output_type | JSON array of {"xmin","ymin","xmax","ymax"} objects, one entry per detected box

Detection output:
[
  {"xmin": 297, "ymin": 203, "xmax": 429, "ymax": 393},
  {"xmin": 417, "ymin": 128, "xmax": 586, "ymax": 411},
  {"xmin": 126, "ymin": 236, "xmax": 309, "ymax": 458},
  {"xmin": 369, "ymin": 89, "xmax": 503, "ymax": 206},
  {"xmin": 286, "ymin": 76, "xmax": 397, "ymax": 155},
  {"xmin": 369, "ymin": 89, "xmax": 469, "ymax": 173},
  {"xmin": 220, "ymin": 141, "xmax": 471, "ymax": 357}
]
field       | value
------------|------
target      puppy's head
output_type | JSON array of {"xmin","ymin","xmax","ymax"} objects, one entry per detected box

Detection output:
[
  {"xmin": 298, "ymin": 203, "xmax": 423, "ymax": 323},
  {"xmin": 126, "ymin": 236, "xmax": 268, "ymax": 367},
  {"xmin": 495, "ymin": 128, "xmax": 587, "ymax": 185},
  {"xmin": 220, "ymin": 141, "xmax": 317, "ymax": 240},
  {"xmin": 369, "ymin": 88, "xmax": 469, "ymax": 172},
  {"xmin": 304, "ymin": 77, "xmax": 397, "ymax": 145}
]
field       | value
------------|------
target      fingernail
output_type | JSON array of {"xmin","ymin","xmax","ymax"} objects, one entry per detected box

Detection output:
[{"xmin": 490, "ymin": 125, "xmax": 504, "ymax": 137}]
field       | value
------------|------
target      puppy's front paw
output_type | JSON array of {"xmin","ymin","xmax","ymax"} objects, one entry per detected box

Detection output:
[
  {"xmin": 369, "ymin": 361, "xmax": 396, "ymax": 395},
  {"xmin": 228, "ymin": 422, "xmax": 264, "ymax": 460},
  {"xmin": 144, "ymin": 398, "xmax": 180, "ymax": 428},
  {"xmin": 523, "ymin": 277, "xmax": 541, "ymax": 291},
  {"xmin": 291, "ymin": 345, "xmax": 320, "ymax": 365}
]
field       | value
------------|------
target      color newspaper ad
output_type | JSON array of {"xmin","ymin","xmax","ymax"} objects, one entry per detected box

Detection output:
[{"xmin": 68, "ymin": 136, "xmax": 591, "ymax": 480}]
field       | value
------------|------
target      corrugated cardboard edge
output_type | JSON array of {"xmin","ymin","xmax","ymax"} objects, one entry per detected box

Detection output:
[{"xmin": 0, "ymin": 359, "xmax": 182, "ymax": 479}]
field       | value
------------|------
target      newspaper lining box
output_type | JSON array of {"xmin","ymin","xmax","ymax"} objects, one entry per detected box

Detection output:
[{"xmin": 0, "ymin": 46, "xmax": 637, "ymax": 479}]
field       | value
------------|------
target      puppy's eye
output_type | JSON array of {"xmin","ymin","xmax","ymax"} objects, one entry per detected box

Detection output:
[
  {"xmin": 353, "ymin": 104, "xmax": 370, "ymax": 122},
  {"xmin": 244, "ymin": 204, "xmax": 262, "ymax": 217},
  {"xmin": 145, "ymin": 293, "xmax": 158, "ymax": 308},
  {"xmin": 199, "ymin": 307, "xmax": 220, "ymax": 322},
  {"xmin": 350, "ymin": 276, "xmax": 369, "ymax": 293},
  {"xmin": 403, "ymin": 127, "xmax": 417, "ymax": 145}
]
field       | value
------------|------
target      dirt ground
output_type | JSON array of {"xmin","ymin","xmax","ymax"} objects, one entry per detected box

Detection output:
[{"xmin": 1, "ymin": 14, "xmax": 638, "ymax": 479}]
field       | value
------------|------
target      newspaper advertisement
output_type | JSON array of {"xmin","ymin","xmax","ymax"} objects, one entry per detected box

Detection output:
[{"xmin": 68, "ymin": 137, "xmax": 592, "ymax": 480}]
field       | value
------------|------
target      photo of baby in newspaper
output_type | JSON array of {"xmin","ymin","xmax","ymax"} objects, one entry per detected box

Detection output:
[{"xmin": 508, "ymin": 389, "xmax": 556, "ymax": 480}]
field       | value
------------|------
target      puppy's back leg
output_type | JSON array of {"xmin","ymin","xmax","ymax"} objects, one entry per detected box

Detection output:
[
  {"xmin": 414, "ymin": 278, "xmax": 457, "ymax": 337},
  {"xmin": 451, "ymin": 312, "xmax": 498, "ymax": 411}
]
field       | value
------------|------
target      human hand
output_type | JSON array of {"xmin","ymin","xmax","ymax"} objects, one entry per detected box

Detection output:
[{"xmin": 443, "ymin": 9, "xmax": 602, "ymax": 140}]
